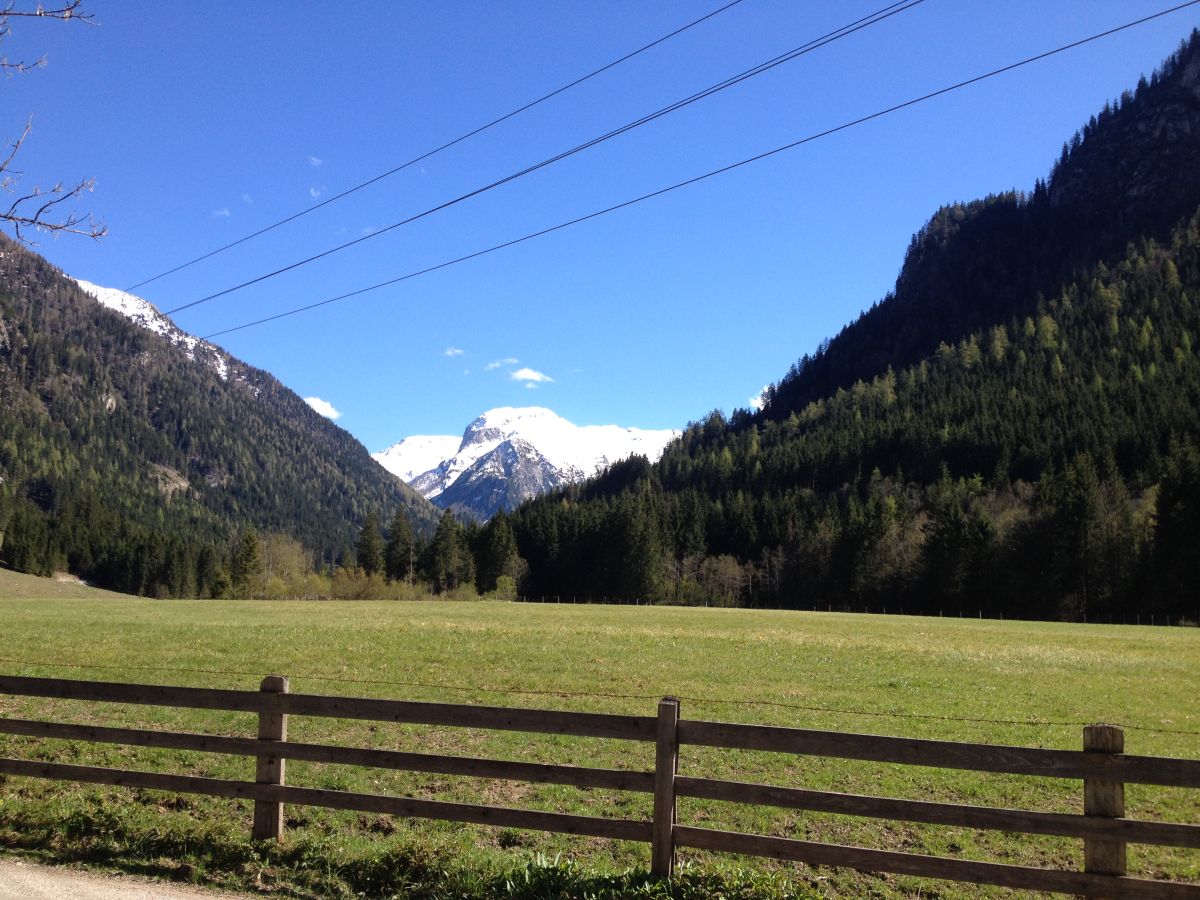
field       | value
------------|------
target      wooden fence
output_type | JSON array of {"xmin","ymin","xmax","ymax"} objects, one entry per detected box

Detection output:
[{"xmin": 0, "ymin": 673, "xmax": 1198, "ymax": 898}]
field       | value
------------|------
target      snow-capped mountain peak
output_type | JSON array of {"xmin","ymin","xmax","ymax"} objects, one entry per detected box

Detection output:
[
  {"xmin": 73, "ymin": 278, "xmax": 231, "ymax": 381},
  {"xmin": 373, "ymin": 434, "xmax": 461, "ymax": 483},
  {"xmin": 373, "ymin": 406, "xmax": 679, "ymax": 519}
]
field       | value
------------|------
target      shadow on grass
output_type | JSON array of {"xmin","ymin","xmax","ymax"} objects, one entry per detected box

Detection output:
[{"xmin": 0, "ymin": 800, "xmax": 821, "ymax": 899}]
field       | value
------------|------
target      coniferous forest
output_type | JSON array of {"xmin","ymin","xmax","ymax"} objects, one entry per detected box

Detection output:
[
  {"xmin": 2, "ymin": 34, "xmax": 1200, "ymax": 621},
  {"xmin": 499, "ymin": 32, "xmax": 1200, "ymax": 623},
  {"xmin": 0, "ymin": 240, "xmax": 439, "ymax": 597}
]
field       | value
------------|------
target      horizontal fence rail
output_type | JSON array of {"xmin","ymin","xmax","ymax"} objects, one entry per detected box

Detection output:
[
  {"xmin": 0, "ymin": 673, "xmax": 1197, "ymax": 898},
  {"xmin": 679, "ymin": 719, "xmax": 1200, "ymax": 787}
]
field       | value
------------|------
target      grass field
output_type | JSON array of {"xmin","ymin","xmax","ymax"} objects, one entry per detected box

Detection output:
[{"xmin": 0, "ymin": 569, "xmax": 1197, "ymax": 898}]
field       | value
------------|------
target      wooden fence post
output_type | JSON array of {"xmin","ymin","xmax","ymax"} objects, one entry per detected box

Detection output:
[
  {"xmin": 1083, "ymin": 724, "xmax": 1125, "ymax": 892},
  {"xmin": 651, "ymin": 696, "xmax": 680, "ymax": 878},
  {"xmin": 252, "ymin": 674, "xmax": 289, "ymax": 842}
]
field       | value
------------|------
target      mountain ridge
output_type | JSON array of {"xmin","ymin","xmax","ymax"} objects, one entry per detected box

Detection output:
[
  {"xmin": 374, "ymin": 406, "xmax": 679, "ymax": 520},
  {"xmin": 758, "ymin": 30, "xmax": 1200, "ymax": 426},
  {"xmin": 500, "ymin": 29, "xmax": 1200, "ymax": 620},
  {"xmin": 0, "ymin": 248, "xmax": 438, "ymax": 595}
]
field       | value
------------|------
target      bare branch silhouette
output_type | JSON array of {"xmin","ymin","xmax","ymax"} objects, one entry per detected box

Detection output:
[{"xmin": 1, "ymin": 0, "xmax": 104, "ymax": 244}]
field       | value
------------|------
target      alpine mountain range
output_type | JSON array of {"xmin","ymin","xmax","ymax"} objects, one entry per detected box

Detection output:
[
  {"xmin": 74, "ymin": 280, "xmax": 679, "ymax": 522},
  {"xmin": 373, "ymin": 407, "xmax": 679, "ymax": 521}
]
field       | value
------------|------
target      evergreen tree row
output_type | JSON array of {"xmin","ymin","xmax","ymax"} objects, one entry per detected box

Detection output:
[{"xmin": 499, "ymin": 212, "xmax": 1200, "ymax": 623}]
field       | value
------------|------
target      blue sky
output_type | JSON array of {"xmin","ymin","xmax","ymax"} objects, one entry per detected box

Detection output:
[{"xmin": 7, "ymin": 1, "xmax": 1200, "ymax": 450}]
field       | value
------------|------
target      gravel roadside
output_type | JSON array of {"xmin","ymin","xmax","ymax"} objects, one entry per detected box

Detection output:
[{"xmin": 0, "ymin": 857, "xmax": 255, "ymax": 900}]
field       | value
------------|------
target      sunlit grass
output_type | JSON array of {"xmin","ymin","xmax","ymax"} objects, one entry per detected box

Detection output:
[{"xmin": 0, "ymin": 585, "xmax": 1197, "ymax": 897}]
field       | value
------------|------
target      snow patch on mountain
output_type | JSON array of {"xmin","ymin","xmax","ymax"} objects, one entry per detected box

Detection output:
[
  {"xmin": 374, "ymin": 434, "xmax": 461, "ymax": 483},
  {"xmin": 373, "ymin": 407, "xmax": 679, "ymax": 519},
  {"xmin": 73, "ymin": 278, "xmax": 231, "ymax": 381}
]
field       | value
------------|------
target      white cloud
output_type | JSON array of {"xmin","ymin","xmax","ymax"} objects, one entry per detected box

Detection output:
[
  {"xmin": 524, "ymin": 382, "xmax": 539, "ymax": 390},
  {"xmin": 485, "ymin": 357, "xmax": 519, "ymax": 371},
  {"xmin": 304, "ymin": 396, "xmax": 341, "ymax": 420},
  {"xmin": 211, "ymin": 207, "xmax": 230, "ymax": 218},
  {"xmin": 749, "ymin": 385, "xmax": 770, "ymax": 410},
  {"xmin": 308, "ymin": 155, "xmax": 323, "ymax": 167},
  {"xmin": 241, "ymin": 193, "xmax": 254, "ymax": 205},
  {"xmin": 511, "ymin": 367, "xmax": 553, "ymax": 384},
  {"xmin": 444, "ymin": 346, "xmax": 465, "ymax": 357},
  {"xmin": 309, "ymin": 186, "xmax": 324, "ymax": 199}
]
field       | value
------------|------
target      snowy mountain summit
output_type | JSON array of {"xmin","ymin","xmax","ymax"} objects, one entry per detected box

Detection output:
[
  {"xmin": 73, "ymin": 279, "xmax": 231, "ymax": 381},
  {"xmin": 374, "ymin": 407, "xmax": 679, "ymax": 520}
]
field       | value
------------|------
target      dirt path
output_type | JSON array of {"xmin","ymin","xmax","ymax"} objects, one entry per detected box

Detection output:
[{"xmin": 0, "ymin": 857, "xmax": 255, "ymax": 899}]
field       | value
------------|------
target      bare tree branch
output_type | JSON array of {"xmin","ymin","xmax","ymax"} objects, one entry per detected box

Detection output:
[
  {"xmin": 0, "ymin": 0, "xmax": 103, "ymax": 244},
  {"xmin": 1, "ymin": 2, "xmax": 95, "ymax": 24}
]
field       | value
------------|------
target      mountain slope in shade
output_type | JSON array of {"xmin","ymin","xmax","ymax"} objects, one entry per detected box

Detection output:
[
  {"xmin": 760, "ymin": 32, "xmax": 1200, "ymax": 424},
  {"xmin": 374, "ymin": 407, "xmax": 679, "ymax": 520},
  {"xmin": 0, "ymin": 240, "xmax": 438, "ymax": 598}
]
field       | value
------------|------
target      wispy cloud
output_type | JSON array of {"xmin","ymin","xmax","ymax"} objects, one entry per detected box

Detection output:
[
  {"xmin": 304, "ymin": 396, "xmax": 341, "ymax": 420},
  {"xmin": 241, "ymin": 194, "xmax": 254, "ymax": 205},
  {"xmin": 307, "ymin": 155, "xmax": 323, "ymax": 167},
  {"xmin": 511, "ymin": 367, "xmax": 553, "ymax": 385},
  {"xmin": 444, "ymin": 347, "xmax": 465, "ymax": 357},
  {"xmin": 211, "ymin": 207, "xmax": 231, "ymax": 218},
  {"xmin": 309, "ymin": 186, "xmax": 325, "ymax": 199},
  {"xmin": 485, "ymin": 357, "xmax": 519, "ymax": 371}
]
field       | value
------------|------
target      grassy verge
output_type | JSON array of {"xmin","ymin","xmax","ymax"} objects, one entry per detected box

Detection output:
[{"xmin": 0, "ymin": 585, "xmax": 1197, "ymax": 897}]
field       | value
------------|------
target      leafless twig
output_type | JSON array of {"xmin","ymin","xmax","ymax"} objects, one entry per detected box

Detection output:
[{"xmin": 0, "ymin": 0, "xmax": 103, "ymax": 244}]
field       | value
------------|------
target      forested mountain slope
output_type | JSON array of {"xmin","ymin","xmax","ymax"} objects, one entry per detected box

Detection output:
[
  {"xmin": 0, "ymin": 237, "xmax": 437, "ymax": 596},
  {"xmin": 501, "ymin": 31, "xmax": 1200, "ymax": 622},
  {"xmin": 761, "ymin": 30, "xmax": 1200, "ymax": 420}
]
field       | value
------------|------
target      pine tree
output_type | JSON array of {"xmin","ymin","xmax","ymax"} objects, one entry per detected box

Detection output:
[
  {"xmin": 476, "ymin": 514, "xmax": 519, "ymax": 593},
  {"xmin": 230, "ymin": 527, "xmax": 262, "ymax": 599},
  {"xmin": 427, "ymin": 509, "xmax": 472, "ymax": 592},
  {"xmin": 356, "ymin": 511, "xmax": 383, "ymax": 577},
  {"xmin": 383, "ymin": 510, "xmax": 414, "ymax": 583}
]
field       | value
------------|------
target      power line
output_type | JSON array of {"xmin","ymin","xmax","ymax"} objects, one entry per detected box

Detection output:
[
  {"xmin": 122, "ymin": 0, "xmax": 750, "ymax": 293},
  {"xmin": 163, "ymin": 0, "xmax": 928, "ymax": 317},
  {"xmin": 201, "ymin": 0, "xmax": 1200, "ymax": 341}
]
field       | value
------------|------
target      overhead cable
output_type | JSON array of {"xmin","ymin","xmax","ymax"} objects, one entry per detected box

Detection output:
[
  {"xmin": 201, "ymin": 0, "xmax": 1200, "ymax": 340},
  {"xmin": 163, "ymin": 0, "xmax": 928, "ymax": 316},
  {"xmin": 123, "ymin": 0, "xmax": 749, "ymax": 292}
]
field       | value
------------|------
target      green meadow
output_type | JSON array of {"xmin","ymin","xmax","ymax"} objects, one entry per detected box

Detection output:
[{"xmin": 0, "ymin": 572, "xmax": 1197, "ymax": 898}]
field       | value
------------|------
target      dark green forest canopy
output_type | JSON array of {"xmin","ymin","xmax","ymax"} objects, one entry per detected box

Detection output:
[
  {"xmin": 0, "ymin": 237, "xmax": 437, "ymax": 596},
  {"xmin": 503, "ymin": 32, "xmax": 1200, "ymax": 622},
  {"xmin": 760, "ymin": 30, "xmax": 1200, "ymax": 422}
]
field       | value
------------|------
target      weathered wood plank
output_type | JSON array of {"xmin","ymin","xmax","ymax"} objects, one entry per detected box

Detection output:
[
  {"xmin": 0, "ymin": 675, "xmax": 657, "ymax": 741},
  {"xmin": 651, "ymin": 697, "xmax": 679, "ymax": 877},
  {"xmin": 0, "ymin": 718, "xmax": 654, "ymax": 791},
  {"xmin": 0, "ymin": 757, "xmax": 652, "ymax": 842},
  {"xmin": 1085, "ymin": 724, "xmax": 1127, "ymax": 889},
  {"xmin": 252, "ymin": 675, "xmax": 288, "ymax": 842},
  {"xmin": 280, "ymin": 693, "xmax": 656, "ymax": 741},
  {"xmin": 675, "ymin": 776, "xmax": 1200, "ymax": 848},
  {"xmin": 673, "ymin": 826, "xmax": 1200, "ymax": 899},
  {"xmin": 677, "ymin": 720, "xmax": 1200, "ymax": 787},
  {"xmin": 0, "ymin": 675, "xmax": 267, "ymax": 713}
]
